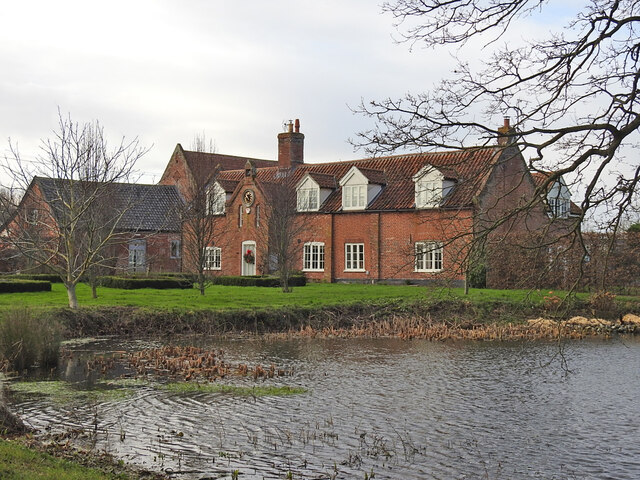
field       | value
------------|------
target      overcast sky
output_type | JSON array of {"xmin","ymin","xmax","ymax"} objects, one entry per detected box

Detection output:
[{"xmin": 1, "ymin": 1, "xmax": 578, "ymax": 187}]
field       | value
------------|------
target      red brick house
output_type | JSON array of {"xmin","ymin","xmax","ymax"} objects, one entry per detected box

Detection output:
[
  {"xmin": 165, "ymin": 119, "xmax": 565, "ymax": 286},
  {"xmin": 1, "ymin": 119, "xmax": 581, "ymax": 287},
  {"xmin": 0, "ymin": 177, "xmax": 183, "ymax": 274}
]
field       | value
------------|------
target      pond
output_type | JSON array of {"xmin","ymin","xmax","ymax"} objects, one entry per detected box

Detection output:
[{"xmin": 9, "ymin": 335, "xmax": 640, "ymax": 479}]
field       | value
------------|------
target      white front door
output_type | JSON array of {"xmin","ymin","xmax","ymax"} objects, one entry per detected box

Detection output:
[{"xmin": 241, "ymin": 241, "xmax": 256, "ymax": 276}]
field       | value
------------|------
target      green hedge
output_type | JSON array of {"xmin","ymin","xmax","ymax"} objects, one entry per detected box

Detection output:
[
  {"xmin": 98, "ymin": 276, "xmax": 194, "ymax": 290},
  {"xmin": 209, "ymin": 275, "xmax": 307, "ymax": 287},
  {"xmin": 1, "ymin": 274, "xmax": 62, "ymax": 283},
  {"xmin": 0, "ymin": 280, "xmax": 52, "ymax": 293}
]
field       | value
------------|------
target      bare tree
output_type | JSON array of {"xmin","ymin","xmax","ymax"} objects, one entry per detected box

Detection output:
[
  {"xmin": 0, "ymin": 111, "xmax": 147, "ymax": 308},
  {"xmin": 180, "ymin": 133, "xmax": 225, "ymax": 295},
  {"xmin": 260, "ymin": 172, "xmax": 308, "ymax": 292},
  {"xmin": 191, "ymin": 131, "xmax": 217, "ymax": 156},
  {"xmin": 355, "ymin": 0, "xmax": 639, "ymax": 282},
  {"xmin": 0, "ymin": 188, "xmax": 17, "ymax": 226}
]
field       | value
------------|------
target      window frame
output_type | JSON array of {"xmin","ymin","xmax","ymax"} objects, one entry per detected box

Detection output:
[
  {"xmin": 344, "ymin": 243, "xmax": 365, "ymax": 272},
  {"xmin": 170, "ymin": 239, "xmax": 181, "ymax": 259},
  {"xmin": 549, "ymin": 197, "xmax": 569, "ymax": 218},
  {"xmin": 27, "ymin": 208, "xmax": 39, "ymax": 225},
  {"xmin": 205, "ymin": 183, "xmax": 226, "ymax": 215},
  {"xmin": 204, "ymin": 246, "xmax": 222, "ymax": 271},
  {"xmin": 343, "ymin": 184, "xmax": 367, "ymax": 210},
  {"xmin": 297, "ymin": 187, "xmax": 319, "ymax": 212},
  {"xmin": 303, "ymin": 242, "xmax": 325, "ymax": 272},
  {"xmin": 414, "ymin": 241, "xmax": 443, "ymax": 272},
  {"xmin": 415, "ymin": 178, "xmax": 442, "ymax": 209}
]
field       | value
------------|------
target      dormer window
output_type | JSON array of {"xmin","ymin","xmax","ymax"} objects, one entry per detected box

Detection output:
[
  {"xmin": 205, "ymin": 182, "xmax": 226, "ymax": 215},
  {"xmin": 343, "ymin": 185, "xmax": 366, "ymax": 209},
  {"xmin": 339, "ymin": 166, "xmax": 383, "ymax": 211},
  {"xmin": 298, "ymin": 186, "xmax": 319, "ymax": 211},
  {"xmin": 413, "ymin": 166, "xmax": 452, "ymax": 209},
  {"xmin": 549, "ymin": 198, "xmax": 569, "ymax": 218},
  {"xmin": 546, "ymin": 176, "xmax": 572, "ymax": 219},
  {"xmin": 296, "ymin": 174, "xmax": 336, "ymax": 212}
]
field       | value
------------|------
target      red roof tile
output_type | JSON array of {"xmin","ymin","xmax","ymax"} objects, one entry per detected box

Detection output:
[
  {"xmin": 356, "ymin": 167, "xmax": 387, "ymax": 185},
  {"xmin": 531, "ymin": 171, "xmax": 552, "ymax": 188},
  {"xmin": 183, "ymin": 150, "xmax": 275, "ymax": 186},
  {"xmin": 218, "ymin": 147, "xmax": 504, "ymax": 211},
  {"xmin": 307, "ymin": 172, "xmax": 337, "ymax": 189}
]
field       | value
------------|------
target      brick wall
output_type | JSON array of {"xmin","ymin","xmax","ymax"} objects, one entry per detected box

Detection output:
[
  {"xmin": 114, "ymin": 232, "xmax": 182, "ymax": 274},
  {"xmin": 158, "ymin": 145, "xmax": 193, "ymax": 201}
]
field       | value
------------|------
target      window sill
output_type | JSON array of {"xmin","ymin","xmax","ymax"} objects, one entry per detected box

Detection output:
[
  {"xmin": 344, "ymin": 269, "xmax": 366, "ymax": 273},
  {"xmin": 303, "ymin": 268, "xmax": 324, "ymax": 272},
  {"xmin": 415, "ymin": 269, "xmax": 443, "ymax": 273}
]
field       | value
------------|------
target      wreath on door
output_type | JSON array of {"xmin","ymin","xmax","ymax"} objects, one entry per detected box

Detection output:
[{"xmin": 243, "ymin": 249, "xmax": 255, "ymax": 264}]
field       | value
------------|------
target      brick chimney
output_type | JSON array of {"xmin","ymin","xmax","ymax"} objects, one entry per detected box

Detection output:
[
  {"xmin": 497, "ymin": 117, "xmax": 516, "ymax": 146},
  {"xmin": 278, "ymin": 118, "xmax": 304, "ymax": 168}
]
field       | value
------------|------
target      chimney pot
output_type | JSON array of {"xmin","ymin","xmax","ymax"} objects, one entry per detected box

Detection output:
[
  {"xmin": 498, "ymin": 116, "xmax": 515, "ymax": 146},
  {"xmin": 278, "ymin": 118, "xmax": 304, "ymax": 168}
]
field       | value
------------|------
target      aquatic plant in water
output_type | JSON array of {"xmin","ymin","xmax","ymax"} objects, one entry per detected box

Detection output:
[
  {"xmin": 158, "ymin": 382, "xmax": 307, "ymax": 397},
  {"xmin": 8, "ymin": 380, "xmax": 135, "ymax": 404},
  {"xmin": 127, "ymin": 345, "xmax": 294, "ymax": 382}
]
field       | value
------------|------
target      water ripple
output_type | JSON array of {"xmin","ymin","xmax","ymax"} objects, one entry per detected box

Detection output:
[{"xmin": 9, "ymin": 336, "xmax": 640, "ymax": 479}]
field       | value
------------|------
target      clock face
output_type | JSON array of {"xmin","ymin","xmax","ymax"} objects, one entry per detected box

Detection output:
[{"xmin": 242, "ymin": 189, "xmax": 255, "ymax": 207}]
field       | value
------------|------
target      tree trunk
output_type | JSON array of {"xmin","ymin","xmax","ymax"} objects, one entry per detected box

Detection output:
[
  {"xmin": 198, "ymin": 272, "xmax": 206, "ymax": 296},
  {"xmin": 464, "ymin": 269, "xmax": 470, "ymax": 295},
  {"xmin": 66, "ymin": 282, "xmax": 79, "ymax": 309},
  {"xmin": 281, "ymin": 270, "xmax": 291, "ymax": 293},
  {"xmin": 92, "ymin": 283, "xmax": 98, "ymax": 299}
]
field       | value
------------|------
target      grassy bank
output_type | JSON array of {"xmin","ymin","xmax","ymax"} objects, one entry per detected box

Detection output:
[
  {"xmin": 0, "ymin": 437, "xmax": 166, "ymax": 480},
  {"xmin": 1, "ymin": 283, "xmax": 639, "ymax": 339},
  {"xmin": 0, "ymin": 282, "xmax": 611, "ymax": 311}
]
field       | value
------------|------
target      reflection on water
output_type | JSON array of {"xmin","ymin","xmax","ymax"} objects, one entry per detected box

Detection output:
[{"xmin": 10, "ymin": 336, "xmax": 640, "ymax": 479}]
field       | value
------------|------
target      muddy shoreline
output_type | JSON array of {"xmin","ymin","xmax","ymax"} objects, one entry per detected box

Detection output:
[{"xmin": 52, "ymin": 299, "xmax": 640, "ymax": 340}]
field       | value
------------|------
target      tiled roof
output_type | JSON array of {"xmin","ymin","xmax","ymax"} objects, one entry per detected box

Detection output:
[
  {"xmin": 357, "ymin": 167, "xmax": 387, "ymax": 185},
  {"xmin": 218, "ymin": 147, "xmax": 503, "ymax": 211},
  {"xmin": 182, "ymin": 150, "xmax": 275, "ymax": 185},
  {"xmin": 216, "ymin": 178, "xmax": 240, "ymax": 193},
  {"xmin": 306, "ymin": 172, "xmax": 337, "ymax": 189},
  {"xmin": 531, "ymin": 171, "xmax": 553, "ymax": 188},
  {"xmin": 569, "ymin": 201, "xmax": 582, "ymax": 216},
  {"xmin": 35, "ymin": 177, "xmax": 184, "ymax": 232}
]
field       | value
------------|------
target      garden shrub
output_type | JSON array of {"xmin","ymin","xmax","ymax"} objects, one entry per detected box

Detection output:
[
  {"xmin": 98, "ymin": 276, "xmax": 194, "ymax": 289},
  {"xmin": 0, "ymin": 280, "xmax": 52, "ymax": 294},
  {"xmin": 0, "ymin": 309, "xmax": 62, "ymax": 372},
  {"xmin": 1, "ymin": 273, "xmax": 61, "ymax": 283}
]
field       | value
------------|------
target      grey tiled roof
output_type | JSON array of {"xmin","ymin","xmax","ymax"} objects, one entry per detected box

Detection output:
[{"xmin": 35, "ymin": 177, "xmax": 184, "ymax": 232}]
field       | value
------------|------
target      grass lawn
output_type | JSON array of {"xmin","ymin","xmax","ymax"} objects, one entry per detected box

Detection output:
[
  {"xmin": 0, "ymin": 281, "xmax": 631, "ymax": 313},
  {"xmin": 0, "ymin": 438, "xmax": 139, "ymax": 480}
]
